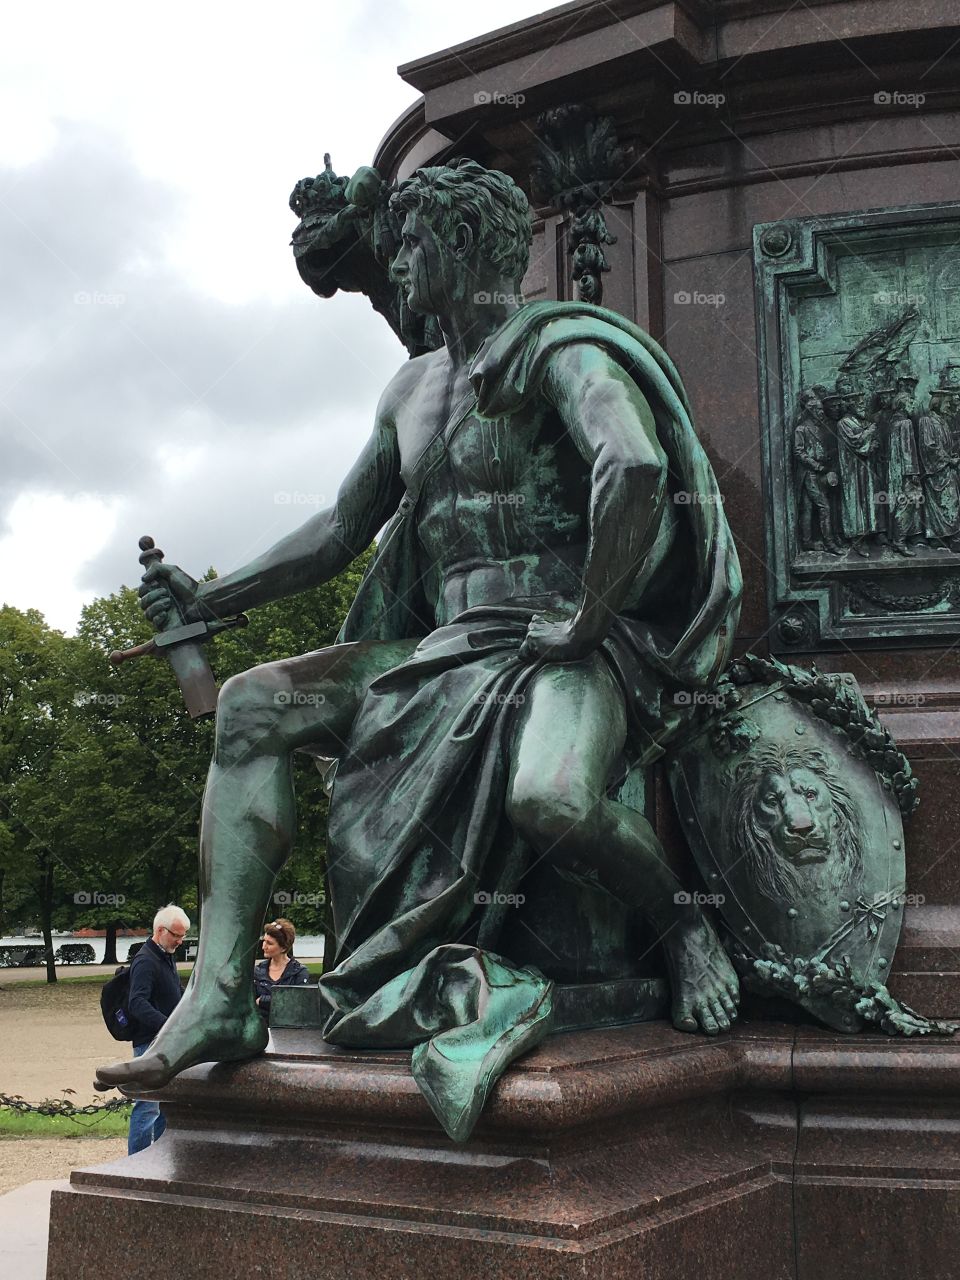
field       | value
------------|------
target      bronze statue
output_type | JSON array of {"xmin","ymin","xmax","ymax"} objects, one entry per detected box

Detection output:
[{"xmin": 96, "ymin": 160, "xmax": 743, "ymax": 1139}]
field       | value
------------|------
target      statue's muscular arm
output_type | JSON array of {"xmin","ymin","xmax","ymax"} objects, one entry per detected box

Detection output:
[
  {"xmin": 520, "ymin": 343, "xmax": 668, "ymax": 662},
  {"xmin": 141, "ymin": 364, "xmax": 417, "ymax": 627}
]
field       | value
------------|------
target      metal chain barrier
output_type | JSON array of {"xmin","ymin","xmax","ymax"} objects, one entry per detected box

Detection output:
[{"xmin": 0, "ymin": 1090, "xmax": 131, "ymax": 1117}]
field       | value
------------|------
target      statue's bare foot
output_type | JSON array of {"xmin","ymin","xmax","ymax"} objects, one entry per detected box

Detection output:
[
  {"xmin": 662, "ymin": 911, "xmax": 740, "ymax": 1035},
  {"xmin": 94, "ymin": 987, "xmax": 268, "ymax": 1092}
]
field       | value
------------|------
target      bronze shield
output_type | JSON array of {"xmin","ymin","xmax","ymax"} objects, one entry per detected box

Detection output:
[{"xmin": 668, "ymin": 656, "xmax": 916, "ymax": 1033}]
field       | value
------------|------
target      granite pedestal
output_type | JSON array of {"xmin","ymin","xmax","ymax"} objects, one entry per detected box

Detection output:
[{"xmin": 47, "ymin": 1021, "xmax": 960, "ymax": 1279}]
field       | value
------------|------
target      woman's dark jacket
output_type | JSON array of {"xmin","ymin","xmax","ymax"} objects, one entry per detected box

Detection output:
[{"xmin": 254, "ymin": 956, "xmax": 311, "ymax": 1016}]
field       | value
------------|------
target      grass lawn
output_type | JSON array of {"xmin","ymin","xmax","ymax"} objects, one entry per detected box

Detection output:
[{"xmin": 0, "ymin": 1105, "xmax": 130, "ymax": 1139}]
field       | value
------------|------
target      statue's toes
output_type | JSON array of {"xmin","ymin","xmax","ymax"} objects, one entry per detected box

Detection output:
[
  {"xmin": 710, "ymin": 999, "xmax": 731, "ymax": 1031},
  {"xmin": 696, "ymin": 1003, "xmax": 721, "ymax": 1035},
  {"xmin": 95, "ymin": 1053, "xmax": 172, "ymax": 1092},
  {"xmin": 94, "ymin": 1061, "xmax": 132, "ymax": 1088},
  {"xmin": 672, "ymin": 1003, "xmax": 699, "ymax": 1033},
  {"xmin": 720, "ymin": 990, "xmax": 739, "ymax": 1020}
]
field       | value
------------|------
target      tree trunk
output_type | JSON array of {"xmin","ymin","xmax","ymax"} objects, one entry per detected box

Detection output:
[
  {"xmin": 102, "ymin": 921, "xmax": 118, "ymax": 966},
  {"xmin": 40, "ymin": 857, "xmax": 57, "ymax": 984}
]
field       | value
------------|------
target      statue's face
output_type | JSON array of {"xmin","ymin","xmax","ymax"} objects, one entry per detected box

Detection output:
[
  {"xmin": 392, "ymin": 211, "xmax": 461, "ymax": 317},
  {"xmin": 754, "ymin": 767, "xmax": 832, "ymax": 864}
]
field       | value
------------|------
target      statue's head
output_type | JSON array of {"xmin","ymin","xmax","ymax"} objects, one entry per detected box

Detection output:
[
  {"xmin": 850, "ymin": 392, "xmax": 866, "ymax": 415},
  {"xmin": 728, "ymin": 744, "xmax": 864, "ymax": 904},
  {"xmin": 389, "ymin": 159, "xmax": 532, "ymax": 316},
  {"xmin": 799, "ymin": 386, "xmax": 828, "ymax": 424}
]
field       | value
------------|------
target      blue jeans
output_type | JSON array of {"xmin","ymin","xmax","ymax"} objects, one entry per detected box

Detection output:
[{"xmin": 127, "ymin": 1043, "xmax": 167, "ymax": 1155}]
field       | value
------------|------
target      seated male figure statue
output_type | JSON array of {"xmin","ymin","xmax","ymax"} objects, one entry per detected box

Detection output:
[{"xmin": 98, "ymin": 160, "xmax": 743, "ymax": 1141}]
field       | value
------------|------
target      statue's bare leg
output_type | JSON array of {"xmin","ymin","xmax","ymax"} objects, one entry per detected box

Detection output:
[
  {"xmin": 505, "ymin": 655, "xmax": 739, "ymax": 1035},
  {"xmin": 96, "ymin": 638, "xmax": 418, "ymax": 1090}
]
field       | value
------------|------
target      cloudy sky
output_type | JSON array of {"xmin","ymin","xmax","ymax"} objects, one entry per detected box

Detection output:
[{"xmin": 1, "ymin": 1, "xmax": 552, "ymax": 631}]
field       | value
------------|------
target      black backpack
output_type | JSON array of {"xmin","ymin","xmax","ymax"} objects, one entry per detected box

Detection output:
[{"xmin": 100, "ymin": 964, "xmax": 134, "ymax": 1041}]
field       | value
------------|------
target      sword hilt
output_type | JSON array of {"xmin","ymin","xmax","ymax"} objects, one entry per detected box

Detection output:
[
  {"xmin": 138, "ymin": 534, "xmax": 164, "ymax": 571},
  {"xmin": 109, "ymin": 638, "xmax": 157, "ymax": 666},
  {"xmin": 109, "ymin": 535, "xmax": 248, "ymax": 667}
]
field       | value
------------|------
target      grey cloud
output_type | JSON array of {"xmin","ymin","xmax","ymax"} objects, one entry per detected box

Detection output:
[{"xmin": 0, "ymin": 122, "xmax": 407, "ymax": 612}]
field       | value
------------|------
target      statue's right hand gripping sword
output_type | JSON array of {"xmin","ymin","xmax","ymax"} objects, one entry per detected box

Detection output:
[{"xmin": 109, "ymin": 535, "xmax": 248, "ymax": 720}]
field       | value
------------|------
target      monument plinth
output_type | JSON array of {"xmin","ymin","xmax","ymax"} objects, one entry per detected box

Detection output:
[{"xmin": 48, "ymin": 1023, "xmax": 960, "ymax": 1279}]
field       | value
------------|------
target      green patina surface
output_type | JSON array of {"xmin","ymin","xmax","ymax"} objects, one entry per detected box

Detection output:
[
  {"xmin": 755, "ymin": 206, "xmax": 960, "ymax": 649},
  {"xmin": 96, "ymin": 162, "xmax": 953, "ymax": 1143}
]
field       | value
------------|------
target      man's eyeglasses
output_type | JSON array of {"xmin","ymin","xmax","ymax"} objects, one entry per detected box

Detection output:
[{"xmin": 161, "ymin": 926, "xmax": 187, "ymax": 942}]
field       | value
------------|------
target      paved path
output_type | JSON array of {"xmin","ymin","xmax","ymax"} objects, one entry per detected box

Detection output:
[
  {"xmin": 0, "ymin": 953, "xmax": 320, "ymax": 984},
  {"xmin": 0, "ymin": 1176, "xmax": 66, "ymax": 1277},
  {"xmin": 0, "ymin": 980, "xmax": 136, "ymax": 1102},
  {"xmin": 0, "ymin": 962, "xmax": 136, "ymax": 984},
  {"xmin": 0, "ymin": 1147, "xmax": 125, "ymax": 1276}
]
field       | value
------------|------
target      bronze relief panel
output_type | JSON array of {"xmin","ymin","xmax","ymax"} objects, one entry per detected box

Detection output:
[{"xmin": 755, "ymin": 205, "xmax": 960, "ymax": 649}]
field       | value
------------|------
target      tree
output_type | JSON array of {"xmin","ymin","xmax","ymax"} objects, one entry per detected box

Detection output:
[
  {"xmin": 0, "ymin": 606, "xmax": 77, "ymax": 981},
  {"xmin": 0, "ymin": 547, "xmax": 374, "ymax": 976}
]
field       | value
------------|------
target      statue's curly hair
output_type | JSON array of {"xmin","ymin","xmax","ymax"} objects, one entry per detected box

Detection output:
[
  {"xmin": 728, "ymin": 744, "xmax": 864, "ymax": 903},
  {"xmin": 390, "ymin": 158, "xmax": 532, "ymax": 285}
]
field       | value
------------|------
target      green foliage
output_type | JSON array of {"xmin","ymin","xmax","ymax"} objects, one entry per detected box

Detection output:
[
  {"xmin": 0, "ymin": 547, "xmax": 373, "ymax": 951},
  {"xmin": 0, "ymin": 1105, "xmax": 130, "ymax": 1138},
  {"xmin": 0, "ymin": 605, "xmax": 76, "ymax": 968}
]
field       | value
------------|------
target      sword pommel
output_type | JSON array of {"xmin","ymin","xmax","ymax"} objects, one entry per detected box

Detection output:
[{"xmin": 138, "ymin": 535, "xmax": 163, "ymax": 570}]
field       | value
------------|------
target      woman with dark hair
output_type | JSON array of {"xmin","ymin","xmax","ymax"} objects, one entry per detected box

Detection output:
[{"xmin": 254, "ymin": 918, "xmax": 311, "ymax": 1018}]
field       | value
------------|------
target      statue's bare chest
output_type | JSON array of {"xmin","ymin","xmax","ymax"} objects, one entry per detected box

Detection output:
[{"xmin": 394, "ymin": 361, "xmax": 564, "ymax": 498}]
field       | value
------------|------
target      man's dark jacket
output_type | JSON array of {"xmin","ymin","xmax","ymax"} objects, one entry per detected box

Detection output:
[{"xmin": 128, "ymin": 938, "xmax": 182, "ymax": 1047}]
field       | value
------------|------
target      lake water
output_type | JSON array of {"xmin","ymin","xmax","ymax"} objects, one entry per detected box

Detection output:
[{"xmin": 0, "ymin": 933, "xmax": 326, "ymax": 964}]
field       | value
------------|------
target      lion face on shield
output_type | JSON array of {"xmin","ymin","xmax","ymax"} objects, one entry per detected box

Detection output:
[{"xmin": 728, "ymin": 745, "xmax": 863, "ymax": 903}]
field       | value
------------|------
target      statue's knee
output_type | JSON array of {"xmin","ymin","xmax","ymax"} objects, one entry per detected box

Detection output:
[
  {"xmin": 216, "ymin": 668, "xmax": 287, "ymax": 760},
  {"xmin": 506, "ymin": 775, "xmax": 592, "ymax": 852}
]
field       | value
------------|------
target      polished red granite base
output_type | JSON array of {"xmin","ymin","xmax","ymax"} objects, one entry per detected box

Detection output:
[{"xmin": 47, "ymin": 1023, "xmax": 960, "ymax": 1279}]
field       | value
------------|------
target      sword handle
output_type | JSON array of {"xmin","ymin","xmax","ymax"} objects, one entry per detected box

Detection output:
[
  {"xmin": 138, "ymin": 534, "xmax": 186, "ymax": 630},
  {"xmin": 109, "ymin": 638, "xmax": 158, "ymax": 666}
]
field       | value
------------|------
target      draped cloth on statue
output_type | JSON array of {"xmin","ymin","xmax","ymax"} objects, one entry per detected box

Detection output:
[
  {"xmin": 836, "ymin": 413, "xmax": 879, "ymax": 539},
  {"xmin": 886, "ymin": 408, "xmax": 922, "ymax": 541},
  {"xmin": 918, "ymin": 410, "xmax": 960, "ymax": 539},
  {"xmin": 316, "ymin": 302, "xmax": 742, "ymax": 1142}
]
